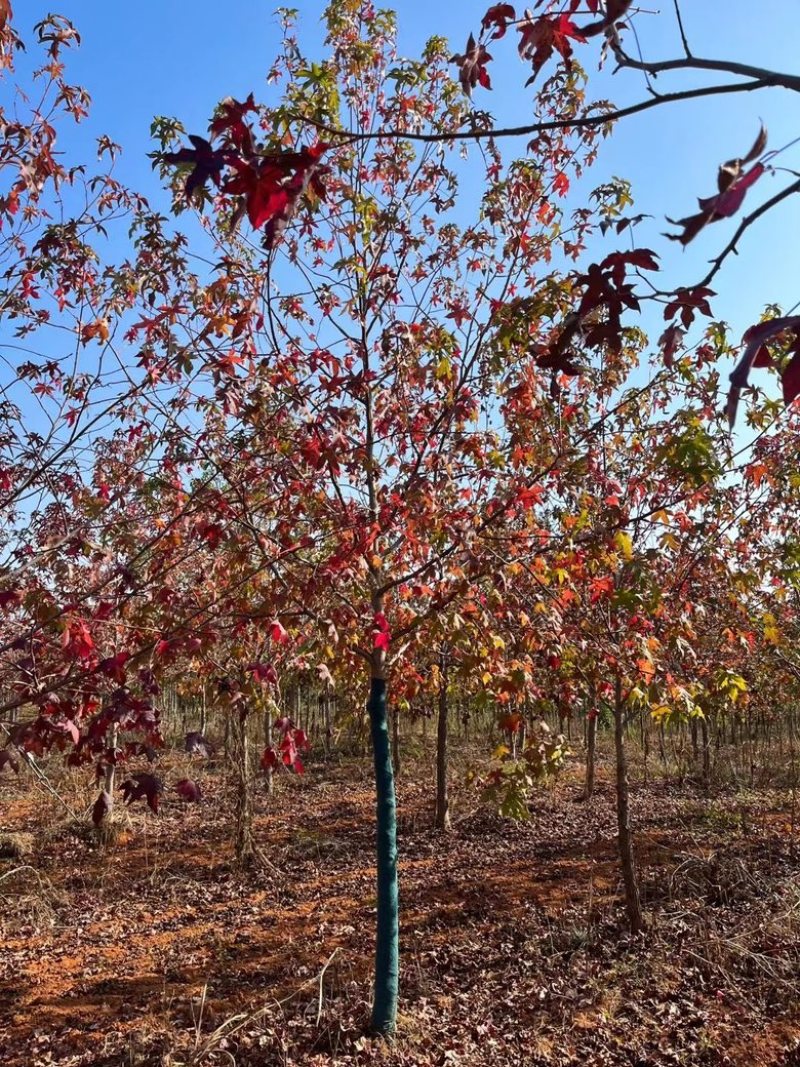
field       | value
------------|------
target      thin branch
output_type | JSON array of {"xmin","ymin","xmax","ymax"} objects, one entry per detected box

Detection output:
[
  {"xmin": 696, "ymin": 177, "xmax": 800, "ymax": 289},
  {"xmin": 614, "ymin": 50, "xmax": 800, "ymax": 93},
  {"xmin": 672, "ymin": 0, "xmax": 692, "ymax": 58},
  {"xmin": 297, "ymin": 79, "xmax": 771, "ymax": 146}
]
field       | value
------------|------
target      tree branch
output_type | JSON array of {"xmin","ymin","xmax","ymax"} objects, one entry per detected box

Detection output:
[
  {"xmin": 696, "ymin": 177, "xmax": 800, "ymax": 289},
  {"xmin": 303, "ymin": 79, "xmax": 772, "ymax": 146}
]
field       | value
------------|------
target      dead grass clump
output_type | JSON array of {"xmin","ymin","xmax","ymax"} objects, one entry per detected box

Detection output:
[
  {"xmin": 0, "ymin": 831, "xmax": 35, "ymax": 860},
  {"xmin": 670, "ymin": 848, "xmax": 766, "ymax": 905}
]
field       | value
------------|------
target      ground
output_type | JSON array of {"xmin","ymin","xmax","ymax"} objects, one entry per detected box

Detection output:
[{"xmin": 1, "ymin": 742, "xmax": 800, "ymax": 1066}]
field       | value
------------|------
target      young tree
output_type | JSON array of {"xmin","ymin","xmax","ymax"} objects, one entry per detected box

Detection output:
[{"xmin": 154, "ymin": 0, "xmax": 656, "ymax": 1030}]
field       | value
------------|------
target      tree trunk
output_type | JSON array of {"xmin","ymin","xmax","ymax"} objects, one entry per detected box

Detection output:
[
  {"xmin": 104, "ymin": 723, "xmax": 118, "ymax": 800},
  {"xmin": 700, "ymin": 714, "xmax": 711, "ymax": 791},
  {"xmin": 435, "ymin": 661, "xmax": 450, "ymax": 831},
  {"xmin": 367, "ymin": 665, "xmax": 399, "ymax": 1035},
  {"xmin": 613, "ymin": 676, "xmax": 644, "ymax": 934},
  {"xmin": 99, "ymin": 722, "xmax": 119, "ymax": 838},
  {"xmin": 323, "ymin": 691, "xmax": 333, "ymax": 758},
  {"xmin": 585, "ymin": 710, "xmax": 597, "ymax": 801},
  {"xmin": 263, "ymin": 706, "xmax": 274, "ymax": 797},
  {"xmin": 391, "ymin": 701, "xmax": 401, "ymax": 778},
  {"xmin": 197, "ymin": 684, "xmax": 207, "ymax": 735},
  {"xmin": 232, "ymin": 713, "xmax": 254, "ymax": 867}
]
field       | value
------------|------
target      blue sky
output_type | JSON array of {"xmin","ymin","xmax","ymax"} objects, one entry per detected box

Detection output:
[{"xmin": 16, "ymin": 1, "xmax": 800, "ymax": 343}]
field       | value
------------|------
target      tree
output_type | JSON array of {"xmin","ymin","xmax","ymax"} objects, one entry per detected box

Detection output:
[{"xmin": 154, "ymin": 0, "xmax": 665, "ymax": 1031}]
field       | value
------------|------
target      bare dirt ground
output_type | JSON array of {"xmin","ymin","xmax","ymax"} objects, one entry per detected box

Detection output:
[{"xmin": 1, "ymin": 746, "xmax": 800, "ymax": 1066}]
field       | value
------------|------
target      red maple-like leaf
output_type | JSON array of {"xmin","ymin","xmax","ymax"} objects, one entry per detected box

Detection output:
[
  {"xmin": 727, "ymin": 315, "xmax": 800, "ymax": 427},
  {"xmin": 62, "ymin": 619, "xmax": 94, "ymax": 661},
  {"xmin": 499, "ymin": 711, "xmax": 523, "ymax": 734},
  {"xmin": 481, "ymin": 4, "xmax": 516, "ymax": 41},
  {"xmin": 373, "ymin": 611, "xmax": 391, "ymax": 652},
  {"xmin": 175, "ymin": 778, "xmax": 202, "ymax": 802},
  {"xmin": 120, "ymin": 772, "xmax": 164, "ymax": 814},
  {"xmin": 161, "ymin": 134, "xmax": 230, "ymax": 201},
  {"xmin": 210, "ymin": 93, "xmax": 257, "ymax": 153},
  {"xmin": 663, "ymin": 286, "xmax": 716, "ymax": 330},
  {"xmin": 249, "ymin": 661, "xmax": 278, "ymax": 685},
  {"xmin": 98, "ymin": 651, "xmax": 129, "ymax": 683},
  {"xmin": 0, "ymin": 587, "xmax": 22, "ymax": 609},
  {"xmin": 518, "ymin": 13, "xmax": 585, "ymax": 84},
  {"xmin": 50, "ymin": 718, "xmax": 80, "ymax": 745},
  {"xmin": 449, "ymin": 33, "xmax": 493, "ymax": 96},
  {"xmin": 658, "ymin": 323, "xmax": 685, "ymax": 368},
  {"xmin": 224, "ymin": 159, "xmax": 291, "ymax": 230},
  {"xmin": 260, "ymin": 747, "xmax": 280, "ymax": 771},
  {"xmin": 667, "ymin": 127, "xmax": 768, "ymax": 245},
  {"xmin": 782, "ymin": 350, "xmax": 800, "ymax": 406},
  {"xmin": 268, "ymin": 619, "xmax": 289, "ymax": 645}
]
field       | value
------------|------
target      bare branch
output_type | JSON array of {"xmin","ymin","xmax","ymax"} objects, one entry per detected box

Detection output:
[
  {"xmin": 697, "ymin": 177, "xmax": 800, "ymax": 289},
  {"xmin": 304, "ymin": 78, "xmax": 772, "ymax": 146}
]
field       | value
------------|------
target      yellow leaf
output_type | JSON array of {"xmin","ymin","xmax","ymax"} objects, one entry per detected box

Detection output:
[
  {"xmin": 434, "ymin": 355, "xmax": 452, "ymax": 381},
  {"xmin": 762, "ymin": 612, "xmax": 780, "ymax": 646},
  {"xmin": 614, "ymin": 531, "xmax": 633, "ymax": 560}
]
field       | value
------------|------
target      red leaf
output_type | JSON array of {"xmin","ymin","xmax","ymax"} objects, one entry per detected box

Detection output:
[
  {"xmin": 269, "ymin": 620, "xmax": 289, "ymax": 645},
  {"xmin": 727, "ymin": 316, "xmax": 800, "ymax": 427},
  {"xmin": 61, "ymin": 620, "xmax": 94, "ymax": 661},
  {"xmin": 225, "ymin": 160, "xmax": 290, "ymax": 229},
  {"xmin": 450, "ymin": 33, "xmax": 493, "ymax": 96},
  {"xmin": 481, "ymin": 4, "xmax": 516, "ymax": 41},
  {"xmin": 249, "ymin": 661, "xmax": 278, "ymax": 685},
  {"xmin": 209, "ymin": 93, "xmax": 257, "ymax": 153},
  {"xmin": 120, "ymin": 772, "xmax": 164, "ymax": 814},
  {"xmin": 160, "ymin": 134, "xmax": 230, "ymax": 201},
  {"xmin": 0, "ymin": 587, "xmax": 22, "ymax": 609},
  {"xmin": 499, "ymin": 711, "xmax": 523, "ymax": 734},
  {"xmin": 373, "ymin": 611, "xmax": 391, "ymax": 651},
  {"xmin": 51, "ymin": 719, "xmax": 80, "ymax": 745},
  {"xmin": 518, "ymin": 13, "xmax": 585, "ymax": 83},
  {"xmin": 667, "ymin": 148, "xmax": 767, "ymax": 246},
  {"xmin": 663, "ymin": 287, "xmax": 716, "ymax": 330},
  {"xmin": 261, "ymin": 746, "xmax": 280, "ymax": 771},
  {"xmin": 658, "ymin": 324, "xmax": 685, "ymax": 368},
  {"xmin": 294, "ymin": 729, "xmax": 310, "ymax": 751},
  {"xmin": 700, "ymin": 163, "xmax": 765, "ymax": 219},
  {"xmin": 98, "ymin": 652, "xmax": 130, "ymax": 683},
  {"xmin": 517, "ymin": 484, "xmax": 545, "ymax": 509},
  {"xmin": 175, "ymin": 778, "xmax": 202, "ymax": 802}
]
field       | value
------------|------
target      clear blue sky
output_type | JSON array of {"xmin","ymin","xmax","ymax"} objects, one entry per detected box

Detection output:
[{"xmin": 18, "ymin": 1, "xmax": 800, "ymax": 341}]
